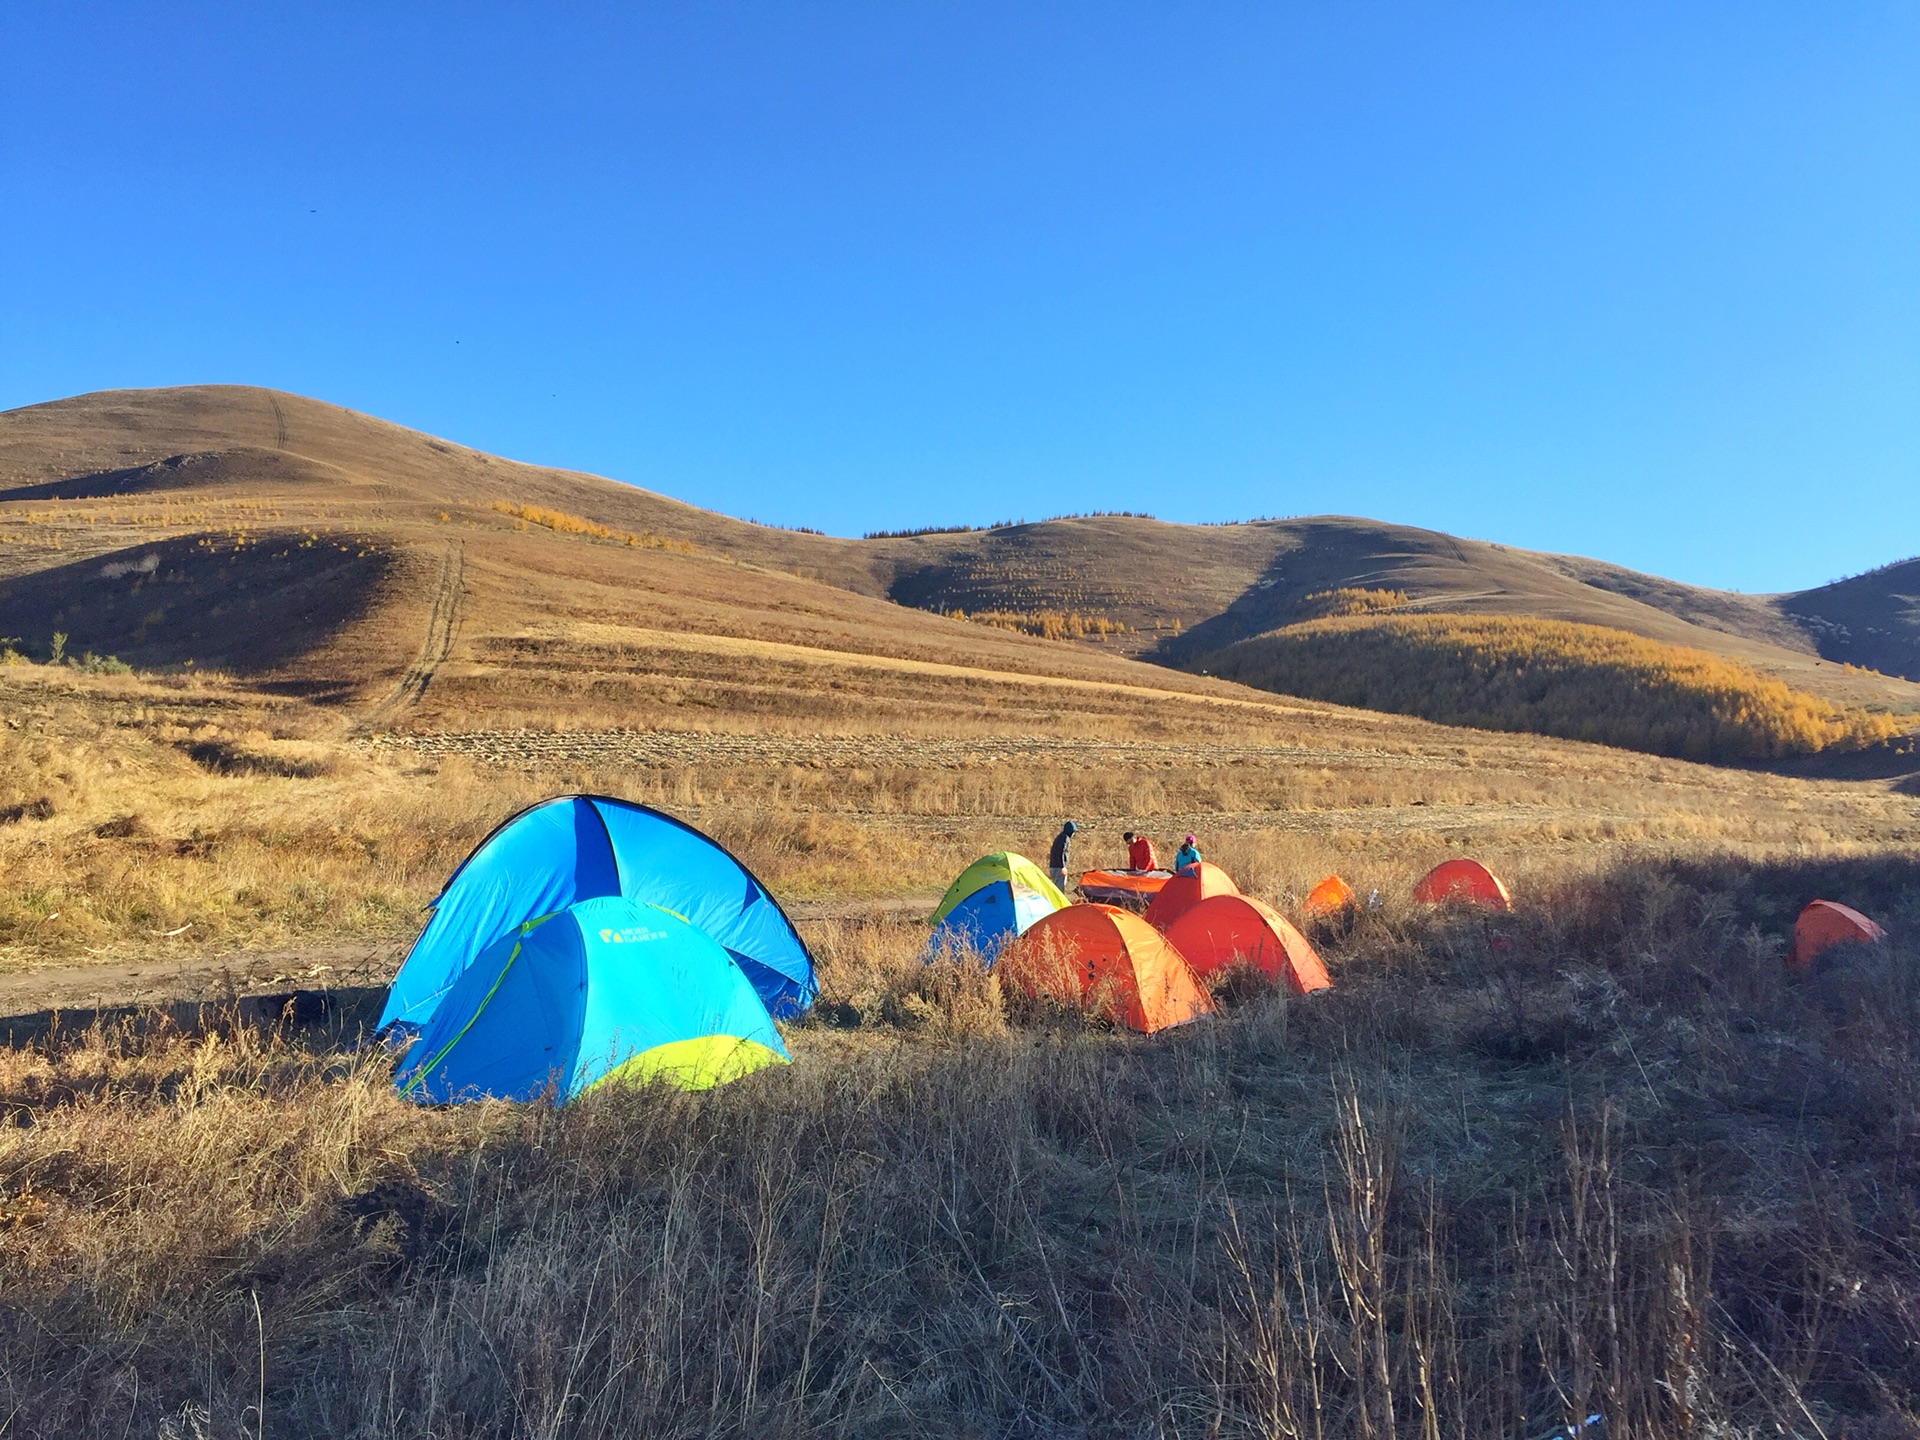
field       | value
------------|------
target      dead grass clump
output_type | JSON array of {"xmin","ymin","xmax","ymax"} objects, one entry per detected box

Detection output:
[{"xmin": 804, "ymin": 914, "xmax": 1008, "ymax": 1039}]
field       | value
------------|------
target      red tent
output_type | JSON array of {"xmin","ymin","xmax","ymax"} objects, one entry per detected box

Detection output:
[
  {"xmin": 1144, "ymin": 861, "xmax": 1241, "ymax": 931},
  {"xmin": 1413, "ymin": 859, "xmax": 1512, "ymax": 912},
  {"xmin": 1162, "ymin": 894, "xmax": 1332, "ymax": 995},
  {"xmin": 1788, "ymin": 900, "xmax": 1886, "ymax": 969}
]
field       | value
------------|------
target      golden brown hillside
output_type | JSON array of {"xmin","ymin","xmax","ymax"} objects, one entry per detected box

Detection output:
[
  {"xmin": 1197, "ymin": 612, "xmax": 1907, "ymax": 762},
  {"xmin": 0, "ymin": 387, "xmax": 1294, "ymax": 725},
  {"xmin": 3, "ymin": 384, "xmax": 1917, "ymax": 731}
]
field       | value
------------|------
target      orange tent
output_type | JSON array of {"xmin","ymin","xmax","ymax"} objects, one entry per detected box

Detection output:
[
  {"xmin": 1163, "ymin": 894, "xmax": 1332, "ymax": 995},
  {"xmin": 1301, "ymin": 874, "xmax": 1357, "ymax": 919},
  {"xmin": 1077, "ymin": 869, "xmax": 1171, "ymax": 912},
  {"xmin": 1789, "ymin": 900, "xmax": 1887, "ymax": 969},
  {"xmin": 1413, "ymin": 859, "xmax": 1512, "ymax": 912},
  {"xmin": 1144, "ymin": 861, "xmax": 1241, "ymax": 931},
  {"xmin": 1003, "ymin": 904, "xmax": 1214, "ymax": 1034}
]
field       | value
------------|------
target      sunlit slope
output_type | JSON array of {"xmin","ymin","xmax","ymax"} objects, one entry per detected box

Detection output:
[
  {"xmin": 3, "ymin": 385, "xmax": 1915, "ymax": 716},
  {"xmin": 0, "ymin": 385, "xmax": 891, "ymax": 591},
  {"xmin": 0, "ymin": 388, "xmax": 1340, "ymax": 727},
  {"xmin": 860, "ymin": 514, "xmax": 1920, "ymax": 712},
  {"xmin": 1198, "ymin": 612, "xmax": 1906, "ymax": 762}
]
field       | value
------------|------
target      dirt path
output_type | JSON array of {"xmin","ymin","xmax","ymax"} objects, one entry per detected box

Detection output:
[
  {"xmin": 358, "ymin": 541, "xmax": 465, "ymax": 731},
  {"xmin": 0, "ymin": 941, "xmax": 405, "ymax": 1017},
  {"xmin": 0, "ymin": 896, "xmax": 933, "ymax": 1017},
  {"xmin": 367, "ymin": 728, "xmax": 1445, "ymax": 773}
]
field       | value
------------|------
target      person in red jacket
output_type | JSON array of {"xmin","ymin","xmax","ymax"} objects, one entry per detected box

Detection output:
[{"xmin": 1124, "ymin": 831, "xmax": 1159, "ymax": 873}]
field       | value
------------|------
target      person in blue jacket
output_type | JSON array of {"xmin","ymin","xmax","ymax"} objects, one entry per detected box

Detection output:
[
  {"xmin": 1173, "ymin": 833, "xmax": 1202, "ymax": 874},
  {"xmin": 1047, "ymin": 820, "xmax": 1077, "ymax": 892}
]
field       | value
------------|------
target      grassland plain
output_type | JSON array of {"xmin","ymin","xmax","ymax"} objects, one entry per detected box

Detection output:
[
  {"xmin": 4, "ymin": 663, "xmax": 1915, "ymax": 973},
  {"xmin": 0, "ymin": 655, "xmax": 1917, "ymax": 1434}
]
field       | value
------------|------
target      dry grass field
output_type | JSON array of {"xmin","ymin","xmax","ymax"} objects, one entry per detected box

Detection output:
[
  {"xmin": 2, "ymin": 386, "xmax": 1919, "ymax": 1435},
  {"xmin": 0, "ymin": 652, "xmax": 1916, "ymax": 1435},
  {"xmin": 4, "ymin": 661, "xmax": 1913, "ymax": 978}
]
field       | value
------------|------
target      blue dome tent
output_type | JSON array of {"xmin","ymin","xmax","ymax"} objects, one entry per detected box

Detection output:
[
  {"xmin": 926, "ymin": 851, "xmax": 1069, "ymax": 960},
  {"xmin": 393, "ymin": 895, "xmax": 790, "ymax": 1103},
  {"xmin": 379, "ymin": 795, "xmax": 815, "ymax": 1035}
]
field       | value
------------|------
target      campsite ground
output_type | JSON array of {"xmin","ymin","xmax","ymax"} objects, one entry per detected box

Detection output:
[{"xmin": 2, "ymin": 657, "xmax": 1919, "ymax": 1436}]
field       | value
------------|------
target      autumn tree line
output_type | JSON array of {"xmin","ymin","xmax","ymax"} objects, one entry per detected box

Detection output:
[{"xmin": 1203, "ymin": 612, "xmax": 1907, "ymax": 761}]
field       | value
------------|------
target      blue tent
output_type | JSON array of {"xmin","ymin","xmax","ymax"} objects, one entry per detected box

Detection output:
[
  {"xmin": 394, "ymin": 895, "xmax": 790, "ymax": 1103},
  {"xmin": 379, "ymin": 796, "xmax": 815, "ymax": 1035},
  {"xmin": 926, "ymin": 851, "xmax": 1069, "ymax": 961}
]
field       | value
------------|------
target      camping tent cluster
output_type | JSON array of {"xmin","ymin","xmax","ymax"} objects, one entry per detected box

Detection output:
[
  {"xmin": 929, "ymin": 850, "xmax": 1334, "ymax": 1035},
  {"xmin": 375, "ymin": 799, "xmax": 1892, "ymax": 1106},
  {"xmin": 379, "ymin": 796, "xmax": 815, "ymax": 1104},
  {"xmin": 924, "ymin": 850, "xmax": 1538, "ymax": 1035}
]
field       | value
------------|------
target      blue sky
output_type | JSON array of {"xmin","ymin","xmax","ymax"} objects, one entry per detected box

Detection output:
[{"xmin": 3, "ymin": 4, "xmax": 1915, "ymax": 593}]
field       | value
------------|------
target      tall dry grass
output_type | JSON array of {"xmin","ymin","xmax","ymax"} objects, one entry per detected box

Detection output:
[
  {"xmin": 4, "ymin": 665, "xmax": 1913, "ymax": 963},
  {"xmin": 0, "ymin": 849, "xmax": 1917, "ymax": 1436}
]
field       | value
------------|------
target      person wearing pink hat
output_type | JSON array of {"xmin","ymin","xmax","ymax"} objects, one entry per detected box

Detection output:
[{"xmin": 1173, "ymin": 834, "xmax": 1202, "ymax": 874}]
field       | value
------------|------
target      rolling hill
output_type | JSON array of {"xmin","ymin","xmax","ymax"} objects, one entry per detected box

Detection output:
[
  {"xmin": 0, "ymin": 386, "xmax": 1323, "ymax": 733},
  {"xmin": 2, "ymin": 384, "xmax": 1915, "ymax": 733}
]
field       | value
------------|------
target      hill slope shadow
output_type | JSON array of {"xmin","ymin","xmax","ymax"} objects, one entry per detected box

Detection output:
[
  {"xmin": 1785, "ymin": 557, "xmax": 1920, "ymax": 682},
  {"xmin": 0, "ymin": 533, "xmax": 393, "ymax": 681}
]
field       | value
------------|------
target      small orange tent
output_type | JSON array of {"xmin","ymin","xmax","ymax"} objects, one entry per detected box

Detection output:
[
  {"xmin": 1163, "ymin": 894, "xmax": 1332, "ymax": 995},
  {"xmin": 1788, "ymin": 900, "xmax": 1887, "ymax": 969},
  {"xmin": 1301, "ymin": 874, "xmax": 1358, "ymax": 919},
  {"xmin": 1413, "ymin": 859, "xmax": 1512, "ymax": 912},
  {"xmin": 1003, "ymin": 904, "xmax": 1214, "ymax": 1034},
  {"xmin": 1145, "ymin": 861, "xmax": 1241, "ymax": 931}
]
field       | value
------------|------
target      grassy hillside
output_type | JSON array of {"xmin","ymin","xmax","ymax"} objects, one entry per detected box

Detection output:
[
  {"xmin": 0, "ymin": 389, "xmax": 1306, "ymax": 729},
  {"xmin": 6, "ymin": 387, "xmax": 1919, "ymax": 723},
  {"xmin": 1199, "ymin": 612, "xmax": 1908, "ymax": 762}
]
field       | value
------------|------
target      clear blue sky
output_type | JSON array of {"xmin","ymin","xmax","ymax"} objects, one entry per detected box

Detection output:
[{"xmin": 3, "ymin": 4, "xmax": 1915, "ymax": 593}]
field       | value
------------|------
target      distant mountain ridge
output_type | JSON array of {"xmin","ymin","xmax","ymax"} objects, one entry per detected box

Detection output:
[{"xmin": 2, "ymin": 385, "xmax": 1915, "ymax": 718}]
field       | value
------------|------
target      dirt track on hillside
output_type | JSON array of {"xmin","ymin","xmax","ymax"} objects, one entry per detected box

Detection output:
[
  {"xmin": 357, "ymin": 540, "xmax": 465, "ymax": 729},
  {"xmin": 366, "ymin": 728, "xmax": 1448, "ymax": 773}
]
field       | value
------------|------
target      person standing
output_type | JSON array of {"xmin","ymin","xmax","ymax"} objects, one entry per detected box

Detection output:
[
  {"xmin": 1047, "ymin": 820, "xmax": 1078, "ymax": 893},
  {"xmin": 1125, "ymin": 830, "xmax": 1159, "ymax": 872},
  {"xmin": 1173, "ymin": 833, "xmax": 1202, "ymax": 874}
]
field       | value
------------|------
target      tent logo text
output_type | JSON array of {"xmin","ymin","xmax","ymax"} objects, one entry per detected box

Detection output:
[{"xmin": 599, "ymin": 926, "xmax": 669, "ymax": 944}]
